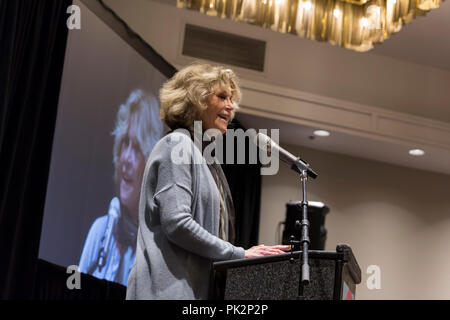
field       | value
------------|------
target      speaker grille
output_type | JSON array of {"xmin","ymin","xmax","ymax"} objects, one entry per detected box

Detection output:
[{"xmin": 182, "ymin": 24, "xmax": 266, "ymax": 72}]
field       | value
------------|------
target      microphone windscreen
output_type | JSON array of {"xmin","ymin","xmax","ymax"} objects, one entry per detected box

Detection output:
[{"xmin": 255, "ymin": 132, "xmax": 271, "ymax": 151}]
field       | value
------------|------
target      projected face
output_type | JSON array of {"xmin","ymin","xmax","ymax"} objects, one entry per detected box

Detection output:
[
  {"xmin": 119, "ymin": 115, "xmax": 145, "ymax": 221},
  {"xmin": 200, "ymin": 88, "xmax": 235, "ymax": 134}
]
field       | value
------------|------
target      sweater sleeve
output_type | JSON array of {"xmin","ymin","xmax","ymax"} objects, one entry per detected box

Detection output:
[{"xmin": 152, "ymin": 133, "xmax": 245, "ymax": 261}]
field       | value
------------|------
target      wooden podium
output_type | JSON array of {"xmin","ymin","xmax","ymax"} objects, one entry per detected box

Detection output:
[{"xmin": 211, "ymin": 244, "xmax": 361, "ymax": 300}]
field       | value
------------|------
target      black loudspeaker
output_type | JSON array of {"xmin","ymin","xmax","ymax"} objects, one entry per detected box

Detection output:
[{"xmin": 282, "ymin": 201, "xmax": 329, "ymax": 250}]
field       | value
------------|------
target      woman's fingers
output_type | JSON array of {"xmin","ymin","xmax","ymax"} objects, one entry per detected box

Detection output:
[
  {"xmin": 245, "ymin": 244, "xmax": 293, "ymax": 258},
  {"xmin": 261, "ymin": 245, "xmax": 290, "ymax": 252},
  {"xmin": 269, "ymin": 249, "xmax": 287, "ymax": 254},
  {"xmin": 260, "ymin": 247, "xmax": 286, "ymax": 255},
  {"xmin": 271, "ymin": 245, "xmax": 292, "ymax": 251}
]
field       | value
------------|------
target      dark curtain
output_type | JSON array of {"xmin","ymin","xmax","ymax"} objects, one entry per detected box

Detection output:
[
  {"xmin": 223, "ymin": 119, "xmax": 261, "ymax": 249},
  {"xmin": 0, "ymin": 0, "xmax": 72, "ymax": 299}
]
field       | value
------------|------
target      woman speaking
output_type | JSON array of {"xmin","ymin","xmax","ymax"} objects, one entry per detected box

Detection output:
[{"xmin": 126, "ymin": 63, "xmax": 289, "ymax": 300}]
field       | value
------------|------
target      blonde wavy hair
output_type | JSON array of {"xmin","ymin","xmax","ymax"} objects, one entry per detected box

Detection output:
[
  {"xmin": 159, "ymin": 63, "xmax": 242, "ymax": 130},
  {"xmin": 112, "ymin": 89, "xmax": 163, "ymax": 183}
]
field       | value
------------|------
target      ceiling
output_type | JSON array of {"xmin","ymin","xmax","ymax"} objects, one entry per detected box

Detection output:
[
  {"xmin": 145, "ymin": 0, "xmax": 450, "ymax": 175},
  {"xmin": 236, "ymin": 112, "xmax": 450, "ymax": 176},
  {"xmin": 372, "ymin": 0, "xmax": 450, "ymax": 71},
  {"xmin": 155, "ymin": 0, "xmax": 450, "ymax": 71}
]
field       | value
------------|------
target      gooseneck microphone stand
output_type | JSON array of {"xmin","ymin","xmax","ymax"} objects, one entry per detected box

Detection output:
[
  {"xmin": 254, "ymin": 132, "xmax": 317, "ymax": 298},
  {"xmin": 288, "ymin": 159, "xmax": 317, "ymax": 299}
]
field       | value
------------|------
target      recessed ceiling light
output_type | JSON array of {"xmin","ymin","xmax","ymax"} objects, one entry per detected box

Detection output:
[
  {"xmin": 313, "ymin": 130, "xmax": 330, "ymax": 137},
  {"xmin": 409, "ymin": 149, "xmax": 425, "ymax": 156}
]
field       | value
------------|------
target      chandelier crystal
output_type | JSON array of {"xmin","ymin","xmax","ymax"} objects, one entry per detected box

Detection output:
[{"xmin": 177, "ymin": 0, "xmax": 445, "ymax": 52}]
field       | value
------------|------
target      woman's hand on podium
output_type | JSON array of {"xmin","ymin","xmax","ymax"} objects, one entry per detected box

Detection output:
[{"xmin": 244, "ymin": 244, "xmax": 291, "ymax": 258}]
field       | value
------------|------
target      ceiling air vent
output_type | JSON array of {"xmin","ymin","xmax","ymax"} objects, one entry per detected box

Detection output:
[{"xmin": 182, "ymin": 24, "xmax": 266, "ymax": 72}]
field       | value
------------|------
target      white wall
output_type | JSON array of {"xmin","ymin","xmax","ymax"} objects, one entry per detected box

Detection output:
[{"xmin": 259, "ymin": 143, "xmax": 450, "ymax": 299}]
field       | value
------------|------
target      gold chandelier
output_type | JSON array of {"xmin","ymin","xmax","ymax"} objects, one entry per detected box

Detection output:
[{"xmin": 177, "ymin": 0, "xmax": 445, "ymax": 52}]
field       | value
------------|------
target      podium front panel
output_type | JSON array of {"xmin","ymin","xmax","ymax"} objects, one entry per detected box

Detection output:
[
  {"xmin": 212, "ymin": 247, "xmax": 361, "ymax": 300},
  {"xmin": 224, "ymin": 257, "xmax": 336, "ymax": 300}
]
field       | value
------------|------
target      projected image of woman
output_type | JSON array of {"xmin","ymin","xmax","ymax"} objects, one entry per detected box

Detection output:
[{"xmin": 79, "ymin": 89, "xmax": 163, "ymax": 285}]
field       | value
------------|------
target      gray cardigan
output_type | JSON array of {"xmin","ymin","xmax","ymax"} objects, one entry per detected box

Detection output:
[{"xmin": 126, "ymin": 131, "xmax": 245, "ymax": 300}]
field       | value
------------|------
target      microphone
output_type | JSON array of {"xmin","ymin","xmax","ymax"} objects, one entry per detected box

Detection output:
[
  {"xmin": 95, "ymin": 197, "xmax": 120, "ymax": 273},
  {"xmin": 254, "ymin": 133, "xmax": 318, "ymax": 179}
]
